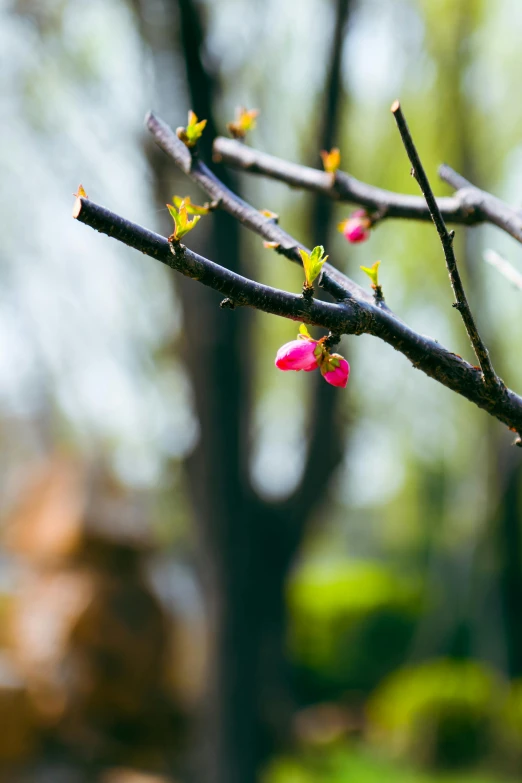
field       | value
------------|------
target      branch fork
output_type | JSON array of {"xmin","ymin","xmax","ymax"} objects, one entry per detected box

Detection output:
[{"xmin": 72, "ymin": 106, "xmax": 522, "ymax": 437}]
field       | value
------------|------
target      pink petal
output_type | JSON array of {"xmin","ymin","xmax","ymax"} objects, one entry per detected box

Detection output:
[
  {"xmin": 275, "ymin": 339, "xmax": 319, "ymax": 372},
  {"xmin": 343, "ymin": 219, "xmax": 370, "ymax": 244},
  {"xmin": 322, "ymin": 356, "xmax": 350, "ymax": 388}
]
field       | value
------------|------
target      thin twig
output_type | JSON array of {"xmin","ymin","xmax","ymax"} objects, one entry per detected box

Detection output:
[
  {"xmin": 391, "ymin": 100, "xmax": 500, "ymax": 390},
  {"xmin": 484, "ymin": 249, "xmax": 522, "ymax": 291},
  {"xmin": 73, "ymin": 195, "xmax": 522, "ymax": 434}
]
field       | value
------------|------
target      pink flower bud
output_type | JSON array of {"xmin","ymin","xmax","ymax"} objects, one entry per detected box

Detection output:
[
  {"xmin": 340, "ymin": 210, "xmax": 371, "ymax": 244},
  {"xmin": 321, "ymin": 354, "xmax": 350, "ymax": 388},
  {"xmin": 275, "ymin": 339, "xmax": 319, "ymax": 372}
]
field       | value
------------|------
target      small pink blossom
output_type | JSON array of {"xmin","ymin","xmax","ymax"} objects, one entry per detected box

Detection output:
[
  {"xmin": 339, "ymin": 210, "xmax": 371, "ymax": 244},
  {"xmin": 321, "ymin": 354, "xmax": 350, "ymax": 388},
  {"xmin": 275, "ymin": 338, "xmax": 319, "ymax": 372},
  {"xmin": 275, "ymin": 328, "xmax": 350, "ymax": 388}
]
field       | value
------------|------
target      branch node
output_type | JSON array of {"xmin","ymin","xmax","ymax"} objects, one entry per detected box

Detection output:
[
  {"xmin": 302, "ymin": 283, "xmax": 315, "ymax": 302},
  {"xmin": 169, "ymin": 238, "xmax": 185, "ymax": 259},
  {"xmin": 369, "ymin": 205, "xmax": 389, "ymax": 225},
  {"xmin": 207, "ymin": 198, "xmax": 222, "ymax": 211},
  {"xmin": 392, "ymin": 101, "xmax": 498, "ymax": 390},
  {"xmin": 220, "ymin": 297, "xmax": 236, "ymax": 310},
  {"xmin": 323, "ymin": 331, "xmax": 342, "ymax": 350},
  {"xmin": 373, "ymin": 284, "xmax": 385, "ymax": 305}
]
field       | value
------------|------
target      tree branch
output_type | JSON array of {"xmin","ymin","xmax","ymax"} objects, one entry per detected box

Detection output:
[
  {"xmin": 212, "ymin": 139, "xmax": 522, "ymax": 243},
  {"xmin": 391, "ymin": 100, "xmax": 499, "ymax": 390},
  {"xmin": 145, "ymin": 111, "xmax": 370, "ymax": 305},
  {"xmin": 72, "ymin": 195, "xmax": 522, "ymax": 437},
  {"xmin": 72, "ymin": 196, "xmax": 366, "ymax": 333},
  {"xmin": 484, "ymin": 249, "xmax": 522, "ymax": 292},
  {"xmin": 212, "ymin": 138, "xmax": 479, "ymax": 224},
  {"xmin": 439, "ymin": 164, "xmax": 522, "ymax": 245}
]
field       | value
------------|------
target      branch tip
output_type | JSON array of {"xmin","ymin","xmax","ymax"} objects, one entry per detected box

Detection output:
[
  {"xmin": 72, "ymin": 197, "xmax": 83, "ymax": 219},
  {"xmin": 392, "ymin": 101, "xmax": 498, "ymax": 391}
]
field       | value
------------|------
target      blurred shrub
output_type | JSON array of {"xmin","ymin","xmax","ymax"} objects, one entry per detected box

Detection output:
[
  {"xmin": 287, "ymin": 561, "xmax": 422, "ymax": 701},
  {"xmin": 263, "ymin": 744, "xmax": 506, "ymax": 783},
  {"xmin": 498, "ymin": 678, "xmax": 522, "ymax": 770},
  {"xmin": 367, "ymin": 659, "xmax": 504, "ymax": 769}
]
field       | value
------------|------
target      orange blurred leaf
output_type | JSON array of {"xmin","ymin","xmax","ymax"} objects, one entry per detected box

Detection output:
[
  {"xmin": 320, "ymin": 148, "xmax": 341, "ymax": 175},
  {"xmin": 73, "ymin": 184, "xmax": 88, "ymax": 199}
]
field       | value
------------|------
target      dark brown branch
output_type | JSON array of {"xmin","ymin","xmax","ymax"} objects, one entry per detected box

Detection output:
[
  {"xmin": 391, "ymin": 100, "xmax": 499, "ymax": 389},
  {"xmin": 73, "ymin": 195, "xmax": 522, "ymax": 436},
  {"xmin": 145, "ymin": 111, "xmax": 371, "ymax": 305},
  {"xmin": 439, "ymin": 164, "xmax": 522, "ymax": 245},
  {"xmin": 72, "ymin": 196, "xmax": 366, "ymax": 333},
  {"xmin": 212, "ymin": 138, "xmax": 522, "ymax": 243},
  {"xmin": 212, "ymin": 137, "xmax": 478, "ymax": 224}
]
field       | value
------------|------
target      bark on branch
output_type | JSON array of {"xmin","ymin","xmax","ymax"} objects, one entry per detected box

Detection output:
[
  {"xmin": 439, "ymin": 164, "xmax": 522, "ymax": 245},
  {"xmin": 72, "ymin": 196, "xmax": 367, "ymax": 333},
  {"xmin": 212, "ymin": 138, "xmax": 522, "ymax": 243},
  {"xmin": 391, "ymin": 100, "xmax": 500, "ymax": 389},
  {"xmin": 145, "ymin": 111, "xmax": 369, "ymax": 305},
  {"xmin": 73, "ymin": 195, "xmax": 522, "ymax": 436}
]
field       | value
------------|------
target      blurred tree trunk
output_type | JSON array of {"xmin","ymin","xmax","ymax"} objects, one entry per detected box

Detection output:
[
  {"xmin": 131, "ymin": 0, "xmax": 350, "ymax": 780},
  {"xmin": 495, "ymin": 451, "xmax": 522, "ymax": 677}
]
